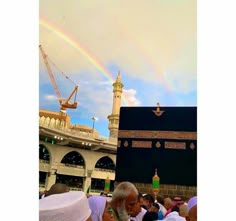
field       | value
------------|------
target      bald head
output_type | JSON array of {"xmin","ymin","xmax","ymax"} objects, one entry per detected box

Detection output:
[
  {"xmin": 46, "ymin": 183, "xmax": 69, "ymax": 197},
  {"xmin": 179, "ymin": 204, "xmax": 188, "ymax": 218},
  {"xmin": 164, "ymin": 197, "xmax": 173, "ymax": 210}
]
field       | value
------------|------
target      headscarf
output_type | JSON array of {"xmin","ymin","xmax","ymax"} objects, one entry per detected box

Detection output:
[
  {"xmin": 187, "ymin": 196, "xmax": 197, "ymax": 211},
  {"xmin": 88, "ymin": 196, "xmax": 107, "ymax": 221}
]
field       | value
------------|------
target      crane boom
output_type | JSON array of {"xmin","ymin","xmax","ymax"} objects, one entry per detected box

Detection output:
[
  {"xmin": 39, "ymin": 45, "xmax": 62, "ymax": 104},
  {"xmin": 39, "ymin": 45, "xmax": 78, "ymax": 112}
]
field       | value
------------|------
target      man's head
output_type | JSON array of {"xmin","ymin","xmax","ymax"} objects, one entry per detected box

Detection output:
[
  {"xmin": 164, "ymin": 197, "xmax": 173, "ymax": 210},
  {"xmin": 129, "ymin": 193, "xmax": 144, "ymax": 217},
  {"xmin": 142, "ymin": 194, "xmax": 154, "ymax": 210},
  {"xmin": 179, "ymin": 204, "xmax": 189, "ymax": 219},
  {"xmin": 188, "ymin": 196, "xmax": 197, "ymax": 221},
  {"xmin": 39, "ymin": 191, "xmax": 92, "ymax": 221},
  {"xmin": 88, "ymin": 195, "xmax": 116, "ymax": 221},
  {"xmin": 173, "ymin": 196, "xmax": 184, "ymax": 207},
  {"xmin": 111, "ymin": 181, "xmax": 138, "ymax": 221},
  {"xmin": 156, "ymin": 195, "xmax": 164, "ymax": 206},
  {"xmin": 45, "ymin": 183, "xmax": 69, "ymax": 197},
  {"xmin": 149, "ymin": 202, "xmax": 160, "ymax": 213}
]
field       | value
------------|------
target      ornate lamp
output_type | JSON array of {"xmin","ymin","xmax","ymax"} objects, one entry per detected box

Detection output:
[
  {"xmin": 104, "ymin": 176, "xmax": 110, "ymax": 194},
  {"xmin": 152, "ymin": 168, "xmax": 160, "ymax": 202}
]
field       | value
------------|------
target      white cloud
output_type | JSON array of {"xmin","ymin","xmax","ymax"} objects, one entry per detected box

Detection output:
[
  {"xmin": 44, "ymin": 94, "xmax": 57, "ymax": 101},
  {"xmin": 76, "ymin": 82, "xmax": 113, "ymax": 119},
  {"xmin": 123, "ymin": 89, "xmax": 141, "ymax": 106},
  {"xmin": 97, "ymin": 81, "xmax": 113, "ymax": 86}
]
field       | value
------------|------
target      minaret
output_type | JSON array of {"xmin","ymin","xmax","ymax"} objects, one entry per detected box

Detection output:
[{"xmin": 107, "ymin": 71, "xmax": 124, "ymax": 138}]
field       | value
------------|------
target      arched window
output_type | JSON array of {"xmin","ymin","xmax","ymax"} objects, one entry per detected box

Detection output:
[
  {"xmin": 91, "ymin": 157, "xmax": 115, "ymax": 192},
  {"xmin": 95, "ymin": 156, "xmax": 115, "ymax": 171},
  {"xmin": 39, "ymin": 144, "xmax": 50, "ymax": 163},
  {"xmin": 61, "ymin": 151, "xmax": 85, "ymax": 168}
]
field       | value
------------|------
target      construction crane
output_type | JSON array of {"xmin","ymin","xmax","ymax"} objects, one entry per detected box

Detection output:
[{"xmin": 39, "ymin": 45, "xmax": 78, "ymax": 113}]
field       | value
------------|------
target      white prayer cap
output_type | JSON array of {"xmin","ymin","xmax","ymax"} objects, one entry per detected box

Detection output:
[
  {"xmin": 39, "ymin": 191, "xmax": 91, "ymax": 221},
  {"xmin": 88, "ymin": 196, "xmax": 107, "ymax": 221},
  {"xmin": 187, "ymin": 196, "xmax": 197, "ymax": 212}
]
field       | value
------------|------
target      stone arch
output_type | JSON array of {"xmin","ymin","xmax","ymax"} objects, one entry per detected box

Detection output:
[
  {"xmin": 95, "ymin": 156, "xmax": 116, "ymax": 171},
  {"xmin": 91, "ymin": 156, "xmax": 116, "ymax": 192},
  {"xmin": 60, "ymin": 151, "xmax": 85, "ymax": 168},
  {"xmin": 57, "ymin": 151, "xmax": 85, "ymax": 190}
]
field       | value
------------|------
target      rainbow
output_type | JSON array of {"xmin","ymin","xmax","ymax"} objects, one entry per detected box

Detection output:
[
  {"xmin": 39, "ymin": 18, "xmax": 130, "ymax": 106},
  {"xmin": 114, "ymin": 20, "xmax": 174, "ymax": 95}
]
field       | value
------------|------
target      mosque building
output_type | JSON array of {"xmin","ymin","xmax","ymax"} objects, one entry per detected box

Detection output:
[
  {"xmin": 39, "ymin": 72, "xmax": 123, "ymax": 194},
  {"xmin": 39, "ymin": 72, "xmax": 197, "ymax": 199}
]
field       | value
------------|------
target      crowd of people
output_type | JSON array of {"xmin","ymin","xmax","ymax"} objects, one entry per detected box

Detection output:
[{"xmin": 39, "ymin": 182, "xmax": 197, "ymax": 221}]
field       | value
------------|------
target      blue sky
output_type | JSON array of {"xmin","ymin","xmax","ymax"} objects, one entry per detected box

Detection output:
[{"xmin": 39, "ymin": 0, "xmax": 197, "ymax": 137}]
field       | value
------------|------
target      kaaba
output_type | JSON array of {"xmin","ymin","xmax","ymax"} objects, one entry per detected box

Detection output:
[{"xmin": 115, "ymin": 105, "xmax": 197, "ymax": 186}]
